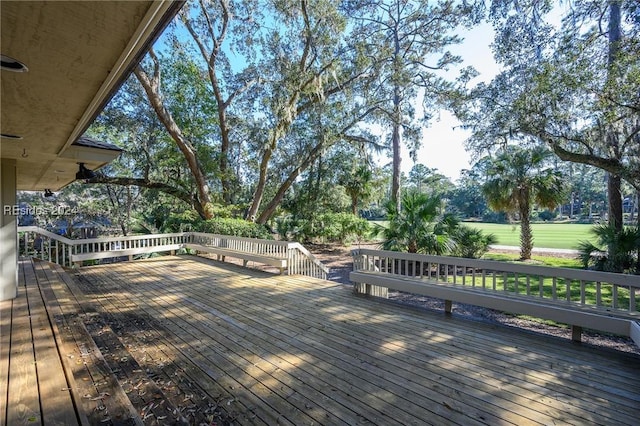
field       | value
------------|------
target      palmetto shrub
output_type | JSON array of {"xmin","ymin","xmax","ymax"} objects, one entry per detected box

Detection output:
[{"xmin": 576, "ymin": 223, "xmax": 640, "ymax": 274}]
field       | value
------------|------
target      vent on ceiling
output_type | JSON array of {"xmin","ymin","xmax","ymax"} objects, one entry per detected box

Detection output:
[{"xmin": 1, "ymin": 54, "xmax": 28, "ymax": 72}]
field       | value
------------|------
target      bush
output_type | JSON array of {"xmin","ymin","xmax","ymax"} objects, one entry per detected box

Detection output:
[
  {"xmin": 450, "ymin": 226, "xmax": 497, "ymax": 259},
  {"xmin": 275, "ymin": 216, "xmax": 308, "ymax": 241},
  {"xmin": 317, "ymin": 213, "xmax": 371, "ymax": 245},
  {"xmin": 162, "ymin": 211, "xmax": 201, "ymax": 232},
  {"xmin": 576, "ymin": 224, "xmax": 639, "ymax": 274},
  {"xmin": 481, "ymin": 211, "xmax": 508, "ymax": 223},
  {"xmin": 275, "ymin": 213, "xmax": 371, "ymax": 245},
  {"xmin": 163, "ymin": 212, "xmax": 272, "ymax": 239},
  {"xmin": 537, "ymin": 209, "xmax": 556, "ymax": 222},
  {"xmin": 200, "ymin": 218, "xmax": 273, "ymax": 239}
]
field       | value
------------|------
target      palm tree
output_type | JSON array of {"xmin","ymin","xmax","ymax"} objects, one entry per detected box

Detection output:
[
  {"xmin": 342, "ymin": 165, "xmax": 374, "ymax": 215},
  {"xmin": 450, "ymin": 226, "xmax": 498, "ymax": 259},
  {"xmin": 482, "ymin": 146, "xmax": 566, "ymax": 260},
  {"xmin": 577, "ymin": 223, "xmax": 640, "ymax": 274},
  {"xmin": 377, "ymin": 191, "xmax": 457, "ymax": 254}
]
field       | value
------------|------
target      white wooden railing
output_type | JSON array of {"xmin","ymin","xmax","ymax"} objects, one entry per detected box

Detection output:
[
  {"xmin": 351, "ymin": 248, "xmax": 640, "ymax": 317},
  {"xmin": 351, "ymin": 249, "xmax": 640, "ymax": 344},
  {"xmin": 17, "ymin": 227, "xmax": 328, "ymax": 279}
]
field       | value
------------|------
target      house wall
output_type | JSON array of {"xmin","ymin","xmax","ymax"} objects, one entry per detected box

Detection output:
[{"xmin": 1, "ymin": 159, "xmax": 18, "ymax": 301}]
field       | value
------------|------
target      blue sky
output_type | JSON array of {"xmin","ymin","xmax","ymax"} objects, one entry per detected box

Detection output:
[
  {"xmin": 405, "ymin": 21, "xmax": 499, "ymax": 182},
  {"xmin": 411, "ymin": 5, "xmax": 569, "ymax": 182}
]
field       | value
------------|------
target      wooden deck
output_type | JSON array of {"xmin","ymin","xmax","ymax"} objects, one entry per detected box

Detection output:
[{"xmin": 2, "ymin": 256, "xmax": 640, "ymax": 425}]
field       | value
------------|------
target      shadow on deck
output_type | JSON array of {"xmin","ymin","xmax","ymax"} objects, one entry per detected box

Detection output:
[{"xmin": 2, "ymin": 255, "xmax": 640, "ymax": 425}]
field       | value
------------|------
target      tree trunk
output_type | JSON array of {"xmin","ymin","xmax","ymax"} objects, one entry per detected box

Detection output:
[
  {"xmin": 134, "ymin": 56, "xmax": 212, "ymax": 219},
  {"xmin": 608, "ymin": 173, "xmax": 623, "ymax": 230},
  {"xmin": 255, "ymin": 140, "xmax": 328, "ymax": 224},
  {"xmin": 391, "ymin": 107, "xmax": 402, "ymax": 214},
  {"xmin": 606, "ymin": 1, "xmax": 623, "ymax": 233},
  {"xmin": 390, "ymin": 16, "xmax": 403, "ymax": 214},
  {"xmin": 570, "ymin": 192, "xmax": 575, "ymax": 218},
  {"xmin": 604, "ymin": 1, "xmax": 624, "ymax": 269},
  {"xmin": 246, "ymin": 147, "xmax": 272, "ymax": 222},
  {"xmin": 519, "ymin": 194, "xmax": 532, "ymax": 260}
]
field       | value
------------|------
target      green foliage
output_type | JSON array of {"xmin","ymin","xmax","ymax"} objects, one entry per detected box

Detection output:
[
  {"xmin": 407, "ymin": 164, "xmax": 454, "ymax": 196},
  {"xmin": 377, "ymin": 191, "xmax": 458, "ymax": 254},
  {"xmin": 447, "ymin": 168, "xmax": 489, "ymax": 219},
  {"xmin": 482, "ymin": 146, "xmax": 566, "ymax": 215},
  {"xmin": 460, "ymin": 2, "xmax": 640, "ymax": 193},
  {"xmin": 482, "ymin": 145, "xmax": 567, "ymax": 259},
  {"xmin": 449, "ymin": 226, "xmax": 497, "ymax": 259},
  {"xmin": 347, "ymin": 0, "xmax": 480, "ymax": 207},
  {"xmin": 163, "ymin": 209, "xmax": 272, "ymax": 239},
  {"xmin": 199, "ymin": 218, "xmax": 273, "ymax": 239},
  {"xmin": 276, "ymin": 213, "xmax": 370, "ymax": 245},
  {"xmin": 317, "ymin": 213, "xmax": 371, "ymax": 245},
  {"xmin": 162, "ymin": 210, "xmax": 202, "ymax": 232},
  {"xmin": 536, "ymin": 210, "xmax": 556, "ymax": 222},
  {"xmin": 576, "ymin": 224, "xmax": 640, "ymax": 274},
  {"xmin": 341, "ymin": 165, "xmax": 375, "ymax": 215}
]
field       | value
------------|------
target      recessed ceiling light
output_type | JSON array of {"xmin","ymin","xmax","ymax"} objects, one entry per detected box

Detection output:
[
  {"xmin": 1, "ymin": 133, "xmax": 23, "ymax": 140},
  {"xmin": 1, "ymin": 54, "xmax": 28, "ymax": 72}
]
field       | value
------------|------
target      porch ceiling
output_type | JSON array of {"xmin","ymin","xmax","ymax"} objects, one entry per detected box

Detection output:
[{"xmin": 0, "ymin": 1, "xmax": 183, "ymax": 191}]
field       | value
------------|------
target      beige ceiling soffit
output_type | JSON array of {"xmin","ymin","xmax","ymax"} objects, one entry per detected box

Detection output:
[
  {"xmin": 59, "ymin": 145, "xmax": 122, "ymax": 164},
  {"xmin": 58, "ymin": 0, "xmax": 180, "ymax": 156},
  {"xmin": 33, "ymin": 158, "xmax": 56, "ymax": 189}
]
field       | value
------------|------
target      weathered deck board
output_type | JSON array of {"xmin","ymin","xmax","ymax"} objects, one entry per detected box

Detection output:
[
  {"xmin": 3, "ymin": 255, "xmax": 640, "ymax": 425},
  {"xmin": 41, "ymin": 259, "xmax": 142, "ymax": 425},
  {"xmin": 28, "ymin": 260, "xmax": 78, "ymax": 425},
  {"xmin": 6, "ymin": 262, "xmax": 41, "ymax": 425},
  {"xmin": 0, "ymin": 294, "xmax": 12, "ymax": 424},
  {"xmin": 192, "ymin": 264, "xmax": 639, "ymax": 424},
  {"xmin": 76, "ymin": 256, "xmax": 640, "ymax": 426},
  {"xmin": 124, "ymin": 262, "xmax": 506, "ymax": 425}
]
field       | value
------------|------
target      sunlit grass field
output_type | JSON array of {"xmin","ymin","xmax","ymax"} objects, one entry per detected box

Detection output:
[{"xmin": 464, "ymin": 222, "xmax": 594, "ymax": 250}]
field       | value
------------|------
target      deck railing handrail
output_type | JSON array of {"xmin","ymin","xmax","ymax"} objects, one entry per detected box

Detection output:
[
  {"xmin": 17, "ymin": 227, "xmax": 328, "ymax": 279},
  {"xmin": 189, "ymin": 232, "xmax": 293, "ymax": 247},
  {"xmin": 351, "ymin": 248, "xmax": 640, "ymax": 315},
  {"xmin": 18, "ymin": 225, "xmax": 75, "ymax": 244},
  {"xmin": 286, "ymin": 242, "xmax": 330, "ymax": 279}
]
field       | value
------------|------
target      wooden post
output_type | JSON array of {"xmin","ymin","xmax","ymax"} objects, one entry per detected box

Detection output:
[
  {"xmin": 444, "ymin": 300, "xmax": 452, "ymax": 315},
  {"xmin": 571, "ymin": 325, "xmax": 582, "ymax": 343}
]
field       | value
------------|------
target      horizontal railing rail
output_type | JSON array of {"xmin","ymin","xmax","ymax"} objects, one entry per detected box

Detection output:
[
  {"xmin": 17, "ymin": 227, "xmax": 328, "ymax": 279},
  {"xmin": 189, "ymin": 232, "xmax": 328, "ymax": 279},
  {"xmin": 353, "ymin": 249, "xmax": 640, "ymax": 313},
  {"xmin": 351, "ymin": 248, "xmax": 640, "ymax": 344},
  {"xmin": 351, "ymin": 248, "xmax": 640, "ymax": 316},
  {"xmin": 18, "ymin": 226, "xmax": 75, "ymax": 267},
  {"xmin": 189, "ymin": 232, "xmax": 290, "ymax": 256}
]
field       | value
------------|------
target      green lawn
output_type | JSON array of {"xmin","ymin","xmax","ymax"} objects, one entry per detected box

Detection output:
[{"xmin": 464, "ymin": 222, "xmax": 594, "ymax": 250}]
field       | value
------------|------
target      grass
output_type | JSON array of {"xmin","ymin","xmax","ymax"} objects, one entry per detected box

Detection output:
[
  {"xmin": 482, "ymin": 252, "xmax": 581, "ymax": 268},
  {"xmin": 464, "ymin": 222, "xmax": 594, "ymax": 250},
  {"xmin": 368, "ymin": 221, "xmax": 634, "ymax": 319},
  {"xmin": 463, "ymin": 253, "xmax": 630, "ymax": 310}
]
